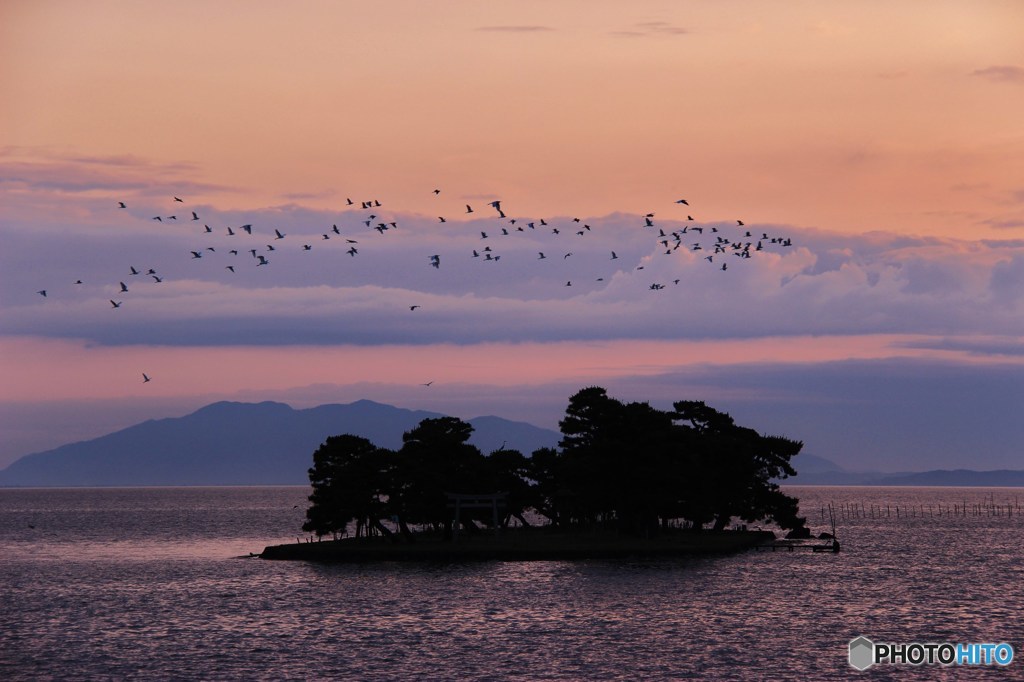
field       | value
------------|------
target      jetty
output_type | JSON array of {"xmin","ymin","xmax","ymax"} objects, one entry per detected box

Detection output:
[{"xmin": 259, "ymin": 528, "xmax": 777, "ymax": 563}]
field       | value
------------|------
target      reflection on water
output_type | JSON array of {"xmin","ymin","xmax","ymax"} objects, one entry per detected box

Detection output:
[{"xmin": 1, "ymin": 486, "xmax": 1022, "ymax": 680}]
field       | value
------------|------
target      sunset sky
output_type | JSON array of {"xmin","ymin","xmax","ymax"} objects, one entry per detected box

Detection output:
[{"xmin": 2, "ymin": 1, "xmax": 1023, "ymax": 472}]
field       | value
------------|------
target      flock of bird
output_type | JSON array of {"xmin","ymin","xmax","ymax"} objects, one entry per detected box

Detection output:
[{"xmin": 32, "ymin": 189, "xmax": 794, "ymax": 384}]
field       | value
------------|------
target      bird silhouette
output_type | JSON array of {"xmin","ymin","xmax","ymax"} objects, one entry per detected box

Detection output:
[
  {"xmin": 118, "ymin": 201, "xmax": 126, "ymax": 208},
  {"xmin": 142, "ymin": 373, "xmax": 151, "ymax": 383},
  {"xmin": 410, "ymin": 305, "xmax": 421, "ymax": 311},
  {"xmin": 174, "ymin": 197, "xmax": 183, "ymax": 202},
  {"xmin": 110, "ymin": 300, "xmax": 122, "ymax": 308},
  {"xmin": 37, "ymin": 290, "xmax": 47, "ymax": 297},
  {"xmin": 466, "ymin": 204, "xmax": 473, "ymax": 213},
  {"xmin": 119, "ymin": 282, "xmax": 129, "ymax": 293}
]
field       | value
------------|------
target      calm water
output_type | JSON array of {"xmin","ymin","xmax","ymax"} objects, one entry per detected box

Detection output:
[{"xmin": 1, "ymin": 486, "xmax": 1022, "ymax": 680}]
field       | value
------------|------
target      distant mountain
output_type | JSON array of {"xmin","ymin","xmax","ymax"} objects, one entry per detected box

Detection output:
[
  {"xmin": 784, "ymin": 468, "xmax": 1024, "ymax": 487},
  {"xmin": 5, "ymin": 402, "xmax": 1018, "ymax": 488},
  {"xmin": 788, "ymin": 453, "xmax": 846, "ymax": 474},
  {"xmin": 0, "ymin": 400, "xmax": 560, "ymax": 487}
]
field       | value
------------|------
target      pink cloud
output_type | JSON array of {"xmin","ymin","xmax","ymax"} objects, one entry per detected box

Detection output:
[{"xmin": 971, "ymin": 65, "xmax": 1024, "ymax": 83}]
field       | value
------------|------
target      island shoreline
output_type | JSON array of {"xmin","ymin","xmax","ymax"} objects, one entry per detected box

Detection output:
[{"xmin": 260, "ymin": 529, "xmax": 776, "ymax": 562}]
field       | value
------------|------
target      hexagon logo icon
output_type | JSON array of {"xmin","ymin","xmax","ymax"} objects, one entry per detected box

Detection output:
[{"xmin": 849, "ymin": 636, "xmax": 875, "ymax": 670}]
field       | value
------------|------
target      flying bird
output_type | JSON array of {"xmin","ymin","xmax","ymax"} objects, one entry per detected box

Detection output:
[
  {"xmin": 466, "ymin": 204, "xmax": 473, "ymax": 213},
  {"xmin": 192, "ymin": 211, "xmax": 199, "ymax": 221},
  {"xmin": 256, "ymin": 255, "xmax": 269, "ymax": 266},
  {"xmin": 118, "ymin": 202, "xmax": 126, "ymax": 208},
  {"xmin": 119, "ymin": 282, "xmax": 129, "ymax": 293},
  {"xmin": 274, "ymin": 229, "xmax": 286, "ymax": 240},
  {"xmin": 174, "ymin": 197, "xmax": 183, "ymax": 202},
  {"xmin": 110, "ymin": 300, "xmax": 122, "ymax": 308},
  {"xmin": 37, "ymin": 290, "xmax": 47, "ymax": 297},
  {"xmin": 410, "ymin": 305, "xmax": 421, "ymax": 311},
  {"xmin": 676, "ymin": 199, "xmax": 689, "ymax": 205},
  {"xmin": 142, "ymin": 373, "xmax": 151, "ymax": 383}
]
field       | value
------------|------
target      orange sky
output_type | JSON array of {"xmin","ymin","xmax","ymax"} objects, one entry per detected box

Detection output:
[
  {"xmin": 4, "ymin": 1, "xmax": 1023, "ymax": 236},
  {"xmin": 2, "ymin": 2, "xmax": 1023, "ymax": 469}
]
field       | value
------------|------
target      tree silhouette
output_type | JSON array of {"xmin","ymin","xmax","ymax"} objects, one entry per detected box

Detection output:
[
  {"xmin": 302, "ymin": 388, "xmax": 807, "ymax": 542},
  {"xmin": 389, "ymin": 417, "xmax": 486, "ymax": 539},
  {"xmin": 303, "ymin": 434, "xmax": 392, "ymax": 539}
]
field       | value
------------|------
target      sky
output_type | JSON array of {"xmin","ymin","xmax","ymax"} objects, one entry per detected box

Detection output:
[{"xmin": 2, "ymin": 1, "xmax": 1023, "ymax": 473}]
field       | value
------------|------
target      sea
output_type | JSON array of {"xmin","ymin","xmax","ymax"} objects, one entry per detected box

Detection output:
[{"xmin": 1, "ymin": 486, "xmax": 1022, "ymax": 681}]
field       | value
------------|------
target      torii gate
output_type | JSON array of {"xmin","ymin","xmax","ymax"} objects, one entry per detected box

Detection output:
[{"xmin": 446, "ymin": 492, "xmax": 508, "ymax": 541}]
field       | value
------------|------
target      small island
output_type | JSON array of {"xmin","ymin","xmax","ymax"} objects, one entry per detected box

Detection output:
[{"xmin": 262, "ymin": 387, "xmax": 806, "ymax": 561}]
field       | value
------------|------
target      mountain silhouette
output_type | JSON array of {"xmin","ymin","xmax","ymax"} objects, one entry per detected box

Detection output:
[{"xmin": 0, "ymin": 400, "xmax": 559, "ymax": 487}]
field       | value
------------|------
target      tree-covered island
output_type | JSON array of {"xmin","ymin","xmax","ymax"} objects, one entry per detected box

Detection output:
[{"xmin": 262, "ymin": 387, "xmax": 807, "ymax": 561}]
